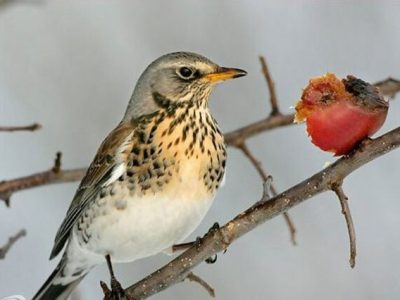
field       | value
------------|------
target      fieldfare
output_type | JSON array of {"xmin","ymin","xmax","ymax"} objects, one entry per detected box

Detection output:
[{"xmin": 33, "ymin": 52, "xmax": 246, "ymax": 300}]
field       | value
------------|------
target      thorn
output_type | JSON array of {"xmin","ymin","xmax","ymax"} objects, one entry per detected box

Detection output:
[{"xmin": 52, "ymin": 152, "xmax": 62, "ymax": 173}]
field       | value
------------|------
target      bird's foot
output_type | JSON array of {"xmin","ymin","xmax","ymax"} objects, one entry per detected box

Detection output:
[
  {"xmin": 101, "ymin": 280, "xmax": 132, "ymax": 300},
  {"xmin": 171, "ymin": 223, "xmax": 222, "ymax": 264},
  {"xmin": 204, "ymin": 222, "xmax": 222, "ymax": 264},
  {"xmin": 101, "ymin": 254, "xmax": 133, "ymax": 300}
]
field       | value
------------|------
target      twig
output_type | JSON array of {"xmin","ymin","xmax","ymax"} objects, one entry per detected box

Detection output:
[
  {"xmin": 0, "ymin": 153, "xmax": 85, "ymax": 207},
  {"xmin": 0, "ymin": 123, "xmax": 41, "ymax": 132},
  {"xmin": 224, "ymin": 113, "xmax": 295, "ymax": 147},
  {"xmin": 186, "ymin": 272, "xmax": 215, "ymax": 298},
  {"xmin": 374, "ymin": 77, "xmax": 400, "ymax": 99},
  {"xmin": 0, "ymin": 229, "xmax": 26, "ymax": 259},
  {"xmin": 52, "ymin": 152, "xmax": 62, "ymax": 173},
  {"xmin": 238, "ymin": 142, "xmax": 297, "ymax": 245},
  {"xmin": 332, "ymin": 184, "xmax": 356, "ymax": 268},
  {"xmin": 259, "ymin": 56, "xmax": 280, "ymax": 115}
]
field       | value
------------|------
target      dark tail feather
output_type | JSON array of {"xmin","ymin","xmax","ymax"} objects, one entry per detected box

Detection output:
[{"xmin": 33, "ymin": 258, "xmax": 86, "ymax": 300}]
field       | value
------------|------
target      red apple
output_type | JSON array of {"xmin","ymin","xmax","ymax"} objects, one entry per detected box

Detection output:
[{"xmin": 295, "ymin": 73, "xmax": 388, "ymax": 156}]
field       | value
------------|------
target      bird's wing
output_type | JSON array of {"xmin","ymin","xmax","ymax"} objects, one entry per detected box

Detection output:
[{"xmin": 50, "ymin": 121, "xmax": 135, "ymax": 259}]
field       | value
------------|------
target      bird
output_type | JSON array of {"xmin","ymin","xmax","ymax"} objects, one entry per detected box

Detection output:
[{"xmin": 33, "ymin": 52, "xmax": 247, "ymax": 300}]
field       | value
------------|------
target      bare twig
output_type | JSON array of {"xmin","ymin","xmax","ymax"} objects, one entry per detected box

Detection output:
[
  {"xmin": 186, "ymin": 272, "xmax": 215, "ymax": 298},
  {"xmin": 0, "ymin": 123, "xmax": 41, "ymax": 132},
  {"xmin": 0, "ymin": 153, "xmax": 85, "ymax": 207},
  {"xmin": 238, "ymin": 142, "xmax": 297, "ymax": 245},
  {"xmin": 0, "ymin": 229, "xmax": 26, "ymax": 259},
  {"xmin": 259, "ymin": 56, "xmax": 280, "ymax": 115},
  {"xmin": 332, "ymin": 184, "xmax": 356, "ymax": 268},
  {"xmin": 374, "ymin": 77, "xmax": 400, "ymax": 99},
  {"xmin": 225, "ymin": 113, "xmax": 295, "ymax": 147},
  {"xmin": 282, "ymin": 213, "xmax": 297, "ymax": 246},
  {"xmin": 238, "ymin": 142, "xmax": 269, "ymax": 181},
  {"xmin": 123, "ymin": 126, "xmax": 400, "ymax": 299}
]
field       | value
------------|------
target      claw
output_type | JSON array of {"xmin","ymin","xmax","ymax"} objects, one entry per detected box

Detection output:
[
  {"xmin": 205, "ymin": 254, "xmax": 218, "ymax": 264},
  {"xmin": 103, "ymin": 254, "xmax": 133, "ymax": 300}
]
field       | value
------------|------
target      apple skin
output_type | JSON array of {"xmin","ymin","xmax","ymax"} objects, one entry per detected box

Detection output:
[{"xmin": 295, "ymin": 73, "xmax": 388, "ymax": 156}]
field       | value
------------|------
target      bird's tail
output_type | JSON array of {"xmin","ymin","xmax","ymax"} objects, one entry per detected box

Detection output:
[{"xmin": 32, "ymin": 256, "xmax": 87, "ymax": 300}]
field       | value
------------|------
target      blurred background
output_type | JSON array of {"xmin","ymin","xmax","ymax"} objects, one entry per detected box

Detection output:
[{"xmin": 1, "ymin": 1, "xmax": 400, "ymax": 299}]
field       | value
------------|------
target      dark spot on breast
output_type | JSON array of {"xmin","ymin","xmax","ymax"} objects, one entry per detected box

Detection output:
[
  {"xmin": 132, "ymin": 146, "xmax": 140, "ymax": 155},
  {"xmin": 143, "ymin": 149, "xmax": 149, "ymax": 160}
]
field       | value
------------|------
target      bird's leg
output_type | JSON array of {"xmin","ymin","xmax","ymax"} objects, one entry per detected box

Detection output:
[{"xmin": 102, "ymin": 254, "xmax": 131, "ymax": 300}]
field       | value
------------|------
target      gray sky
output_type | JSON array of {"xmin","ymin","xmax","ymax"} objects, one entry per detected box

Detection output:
[{"xmin": 1, "ymin": 1, "xmax": 400, "ymax": 299}]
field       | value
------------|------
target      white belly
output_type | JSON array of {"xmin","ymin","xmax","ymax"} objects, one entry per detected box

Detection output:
[{"xmin": 73, "ymin": 168, "xmax": 215, "ymax": 263}]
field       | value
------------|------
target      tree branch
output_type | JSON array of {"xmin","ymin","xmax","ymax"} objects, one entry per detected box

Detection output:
[
  {"xmin": 0, "ymin": 229, "xmax": 26, "ymax": 259},
  {"xmin": 123, "ymin": 125, "xmax": 400, "ymax": 299},
  {"xmin": 0, "ymin": 123, "xmax": 41, "ymax": 132},
  {"xmin": 332, "ymin": 183, "xmax": 356, "ymax": 268},
  {"xmin": 0, "ymin": 153, "xmax": 85, "ymax": 207},
  {"xmin": 259, "ymin": 56, "xmax": 280, "ymax": 115}
]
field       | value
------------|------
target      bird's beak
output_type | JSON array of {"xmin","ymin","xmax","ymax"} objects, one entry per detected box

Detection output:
[{"xmin": 203, "ymin": 67, "xmax": 247, "ymax": 83}]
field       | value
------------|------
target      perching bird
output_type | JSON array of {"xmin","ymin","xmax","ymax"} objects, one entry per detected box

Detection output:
[{"xmin": 33, "ymin": 52, "xmax": 246, "ymax": 300}]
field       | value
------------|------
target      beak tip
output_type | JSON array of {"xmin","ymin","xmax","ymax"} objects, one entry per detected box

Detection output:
[{"xmin": 233, "ymin": 69, "xmax": 247, "ymax": 78}]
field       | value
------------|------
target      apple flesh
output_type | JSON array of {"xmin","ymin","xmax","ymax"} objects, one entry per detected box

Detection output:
[{"xmin": 295, "ymin": 73, "xmax": 388, "ymax": 156}]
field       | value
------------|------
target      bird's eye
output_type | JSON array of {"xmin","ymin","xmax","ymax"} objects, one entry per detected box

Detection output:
[{"xmin": 178, "ymin": 67, "xmax": 194, "ymax": 79}]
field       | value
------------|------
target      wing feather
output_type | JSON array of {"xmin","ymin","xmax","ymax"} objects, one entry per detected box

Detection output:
[{"xmin": 50, "ymin": 121, "xmax": 135, "ymax": 259}]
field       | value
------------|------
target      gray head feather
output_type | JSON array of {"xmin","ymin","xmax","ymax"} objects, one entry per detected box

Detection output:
[{"xmin": 123, "ymin": 52, "xmax": 219, "ymax": 121}]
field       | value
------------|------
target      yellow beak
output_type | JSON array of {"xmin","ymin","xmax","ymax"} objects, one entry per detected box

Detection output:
[{"xmin": 203, "ymin": 67, "xmax": 247, "ymax": 83}]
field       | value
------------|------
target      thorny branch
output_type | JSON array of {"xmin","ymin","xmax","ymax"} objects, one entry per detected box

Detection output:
[
  {"xmin": 0, "ymin": 229, "xmax": 26, "ymax": 259},
  {"xmin": 332, "ymin": 183, "xmax": 356, "ymax": 268},
  {"xmin": 122, "ymin": 126, "xmax": 400, "ymax": 299}
]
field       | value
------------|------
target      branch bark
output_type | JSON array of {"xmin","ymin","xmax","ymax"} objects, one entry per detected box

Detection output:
[{"xmin": 123, "ymin": 125, "xmax": 400, "ymax": 299}]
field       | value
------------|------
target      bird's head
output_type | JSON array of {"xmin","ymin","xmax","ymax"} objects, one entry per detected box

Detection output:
[{"xmin": 125, "ymin": 52, "xmax": 246, "ymax": 120}]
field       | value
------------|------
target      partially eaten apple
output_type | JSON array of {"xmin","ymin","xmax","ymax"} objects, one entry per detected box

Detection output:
[{"xmin": 295, "ymin": 73, "xmax": 389, "ymax": 156}]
